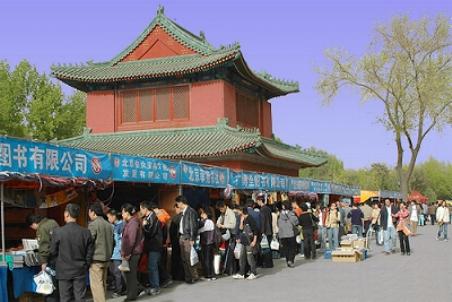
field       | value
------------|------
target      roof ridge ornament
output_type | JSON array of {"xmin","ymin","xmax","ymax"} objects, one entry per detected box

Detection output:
[
  {"xmin": 199, "ymin": 31, "xmax": 206, "ymax": 42},
  {"xmin": 157, "ymin": 4, "xmax": 165, "ymax": 16}
]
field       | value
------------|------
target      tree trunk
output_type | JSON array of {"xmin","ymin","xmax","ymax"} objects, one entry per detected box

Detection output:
[{"xmin": 395, "ymin": 133, "xmax": 406, "ymax": 200}]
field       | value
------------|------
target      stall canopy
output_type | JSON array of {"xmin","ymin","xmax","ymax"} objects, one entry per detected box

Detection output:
[{"xmin": 408, "ymin": 191, "xmax": 428, "ymax": 203}]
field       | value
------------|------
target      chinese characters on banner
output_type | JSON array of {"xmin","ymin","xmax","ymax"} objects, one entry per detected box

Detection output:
[
  {"xmin": 0, "ymin": 137, "xmax": 111, "ymax": 180},
  {"xmin": 112, "ymin": 155, "xmax": 179, "ymax": 184},
  {"xmin": 180, "ymin": 162, "xmax": 228, "ymax": 188},
  {"xmin": 288, "ymin": 177, "xmax": 310, "ymax": 191}
]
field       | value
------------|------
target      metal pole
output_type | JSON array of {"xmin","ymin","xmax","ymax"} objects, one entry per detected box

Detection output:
[{"xmin": 1, "ymin": 183, "xmax": 5, "ymax": 266}]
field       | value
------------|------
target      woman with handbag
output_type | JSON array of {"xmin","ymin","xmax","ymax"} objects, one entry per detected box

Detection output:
[
  {"xmin": 394, "ymin": 202, "xmax": 411, "ymax": 256},
  {"xmin": 277, "ymin": 201, "xmax": 299, "ymax": 267}
]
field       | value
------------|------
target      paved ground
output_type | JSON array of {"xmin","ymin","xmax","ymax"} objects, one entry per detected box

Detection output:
[{"xmin": 109, "ymin": 225, "xmax": 452, "ymax": 302}]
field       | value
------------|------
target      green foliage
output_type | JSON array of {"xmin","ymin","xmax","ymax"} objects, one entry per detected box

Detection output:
[
  {"xmin": 299, "ymin": 147, "xmax": 345, "ymax": 182},
  {"xmin": 0, "ymin": 59, "xmax": 86, "ymax": 140}
]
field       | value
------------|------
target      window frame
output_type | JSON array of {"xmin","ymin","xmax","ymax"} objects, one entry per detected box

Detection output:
[{"xmin": 118, "ymin": 84, "xmax": 190, "ymax": 129}]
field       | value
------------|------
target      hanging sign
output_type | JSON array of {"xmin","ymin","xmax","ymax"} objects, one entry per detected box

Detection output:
[
  {"xmin": 112, "ymin": 154, "xmax": 179, "ymax": 184},
  {"xmin": 180, "ymin": 162, "xmax": 228, "ymax": 188},
  {"xmin": 0, "ymin": 136, "xmax": 111, "ymax": 180}
]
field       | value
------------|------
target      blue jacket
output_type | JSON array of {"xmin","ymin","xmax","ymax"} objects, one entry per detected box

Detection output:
[{"xmin": 111, "ymin": 220, "xmax": 124, "ymax": 260}]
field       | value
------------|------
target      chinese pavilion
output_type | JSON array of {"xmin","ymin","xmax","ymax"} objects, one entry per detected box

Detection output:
[{"xmin": 55, "ymin": 6, "xmax": 326, "ymax": 177}]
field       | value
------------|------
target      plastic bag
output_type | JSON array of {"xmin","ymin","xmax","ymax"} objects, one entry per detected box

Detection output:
[
  {"xmin": 270, "ymin": 237, "xmax": 280, "ymax": 251},
  {"xmin": 34, "ymin": 271, "xmax": 54, "ymax": 295},
  {"xmin": 213, "ymin": 254, "xmax": 221, "ymax": 275},
  {"xmin": 260, "ymin": 236, "xmax": 270, "ymax": 249},
  {"xmin": 234, "ymin": 243, "xmax": 243, "ymax": 260},
  {"xmin": 190, "ymin": 246, "xmax": 199, "ymax": 266}
]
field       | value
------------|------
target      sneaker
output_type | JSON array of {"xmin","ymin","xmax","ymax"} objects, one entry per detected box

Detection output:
[
  {"xmin": 287, "ymin": 261, "xmax": 295, "ymax": 268},
  {"xmin": 246, "ymin": 273, "xmax": 257, "ymax": 280},
  {"xmin": 299, "ymin": 254, "xmax": 305, "ymax": 258},
  {"xmin": 149, "ymin": 288, "xmax": 160, "ymax": 296},
  {"xmin": 444, "ymin": 239, "xmax": 448, "ymax": 242},
  {"xmin": 436, "ymin": 237, "xmax": 440, "ymax": 241},
  {"xmin": 160, "ymin": 279, "xmax": 173, "ymax": 288},
  {"xmin": 232, "ymin": 274, "xmax": 245, "ymax": 279},
  {"xmin": 112, "ymin": 292, "xmax": 124, "ymax": 298},
  {"xmin": 208, "ymin": 277, "xmax": 217, "ymax": 281}
]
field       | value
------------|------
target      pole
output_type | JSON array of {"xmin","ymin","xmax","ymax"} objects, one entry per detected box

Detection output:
[{"xmin": 1, "ymin": 183, "xmax": 5, "ymax": 266}]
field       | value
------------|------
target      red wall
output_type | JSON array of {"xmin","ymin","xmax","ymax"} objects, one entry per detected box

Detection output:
[
  {"xmin": 87, "ymin": 91, "xmax": 115, "ymax": 133},
  {"xmin": 261, "ymin": 101, "xmax": 273, "ymax": 138},
  {"xmin": 223, "ymin": 81, "xmax": 237, "ymax": 127},
  {"xmin": 122, "ymin": 25, "xmax": 196, "ymax": 61},
  {"xmin": 86, "ymin": 80, "xmax": 274, "ymax": 135}
]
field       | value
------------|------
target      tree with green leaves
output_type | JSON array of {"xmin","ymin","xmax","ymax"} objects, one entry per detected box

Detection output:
[
  {"xmin": 0, "ymin": 59, "xmax": 86, "ymax": 140},
  {"xmin": 317, "ymin": 16, "xmax": 452, "ymax": 199}
]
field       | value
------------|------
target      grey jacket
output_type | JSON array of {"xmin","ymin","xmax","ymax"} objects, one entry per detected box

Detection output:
[
  {"xmin": 278, "ymin": 210, "xmax": 299, "ymax": 239},
  {"xmin": 88, "ymin": 217, "xmax": 114, "ymax": 262}
]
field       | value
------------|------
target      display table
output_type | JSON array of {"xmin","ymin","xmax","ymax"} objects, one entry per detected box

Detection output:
[
  {"xmin": 0, "ymin": 266, "xmax": 40, "ymax": 302},
  {"xmin": 11, "ymin": 266, "xmax": 39, "ymax": 299},
  {"xmin": 1, "ymin": 266, "xmax": 8, "ymax": 302}
]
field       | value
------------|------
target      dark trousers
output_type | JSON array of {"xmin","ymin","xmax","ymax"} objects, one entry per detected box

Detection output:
[
  {"xmin": 58, "ymin": 276, "xmax": 86, "ymax": 302},
  {"xmin": 224, "ymin": 238, "xmax": 237, "ymax": 275},
  {"xmin": 159, "ymin": 248, "xmax": 170, "ymax": 283},
  {"xmin": 238, "ymin": 245, "xmax": 257, "ymax": 276},
  {"xmin": 179, "ymin": 238, "xmax": 199, "ymax": 282},
  {"xmin": 109, "ymin": 260, "xmax": 124, "ymax": 293},
  {"xmin": 364, "ymin": 220, "xmax": 371, "ymax": 235},
  {"xmin": 430, "ymin": 214, "xmax": 436, "ymax": 225},
  {"xmin": 303, "ymin": 229, "xmax": 316, "ymax": 259},
  {"xmin": 201, "ymin": 244, "xmax": 215, "ymax": 278},
  {"xmin": 124, "ymin": 254, "xmax": 142, "ymax": 300},
  {"xmin": 398, "ymin": 231, "xmax": 410, "ymax": 253},
  {"xmin": 280, "ymin": 237, "xmax": 297, "ymax": 264}
]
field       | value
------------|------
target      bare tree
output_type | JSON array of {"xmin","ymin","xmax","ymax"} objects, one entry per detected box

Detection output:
[{"xmin": 317, "ymin": 16, "xmax": 452, "ymax": 199}]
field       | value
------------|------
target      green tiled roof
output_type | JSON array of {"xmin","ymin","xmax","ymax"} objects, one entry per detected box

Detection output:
[
  {"xmin": 52, "ymin": 47, "xmax": 240, "ymax": 83},
  {"xmin": 51, "ymin": 7, "xmax": 299, "ymax": 97},
  {"xmin": 58, "ymin": 122, "xmax": 326, "ymax": 167}
]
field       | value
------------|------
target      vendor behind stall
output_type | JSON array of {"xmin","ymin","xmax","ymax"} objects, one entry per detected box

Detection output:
[{"xmin": 26, "ymin": 214, "xmax": 60, "ymax": 302}]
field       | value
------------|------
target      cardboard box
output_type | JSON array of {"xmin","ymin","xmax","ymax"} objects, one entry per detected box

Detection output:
[
  {"xmin": 332, "ymin": 250, "xmax": 360, "ymax": 263},
  {"xmin": 352, "ymin": 239, "xmax": 366, "ymax": 249}
]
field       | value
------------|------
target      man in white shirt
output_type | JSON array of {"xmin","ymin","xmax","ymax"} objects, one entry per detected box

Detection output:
[
  {"xmin": 436, "ymin": 201, "xmax": 450, "ymax": 241},
  {"xmin": 380, "ymin": 199, "xmax": 398, "ymax": 255}
]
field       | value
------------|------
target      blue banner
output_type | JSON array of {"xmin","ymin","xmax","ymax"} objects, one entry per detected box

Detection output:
[
  {"xmin": 180, "ymin": 162, "xmax": 228, "ymax": 188},
  {"xmin": 309, "ymin": 180, "xmax": 331, "ymax": 193},
  {"xmin": 230, "ymin": 171, "xmax": 267, "ymax": 190},
  {"xmin": 288, "ymin": 177, "xmax": 310, "ymax": 191},
  {"xmin": 112, "ymin": 154, "xmax": 179, "ymax": 184},
  {"xmin": 0, "ymin": 136, "xmax": 111, "ymax": 180},
  {"xmin": 330, "ymin": 183, "xmax": 360, "ymax": 197},
  {"xmin": 269, "ymin": 174, "xmax": 288, "ymax": 191}
]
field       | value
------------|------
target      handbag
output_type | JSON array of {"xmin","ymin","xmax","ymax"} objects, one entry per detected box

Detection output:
[{"xmin": 34, "ymin": 271, "xmax": 54, "ymax": 295}]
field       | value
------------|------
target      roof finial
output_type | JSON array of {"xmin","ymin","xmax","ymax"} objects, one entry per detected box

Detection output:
[
  {"xmin": 199, "ymin": 31, "xmax": 206, "ymax": 41},
  {"xmin": 157, "ymin": 4, "xmax": 165, "ymax": 16}
]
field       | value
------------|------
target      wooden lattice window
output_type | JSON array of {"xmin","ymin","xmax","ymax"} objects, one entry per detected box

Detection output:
[
  {"xmin": 120, "ymin": 85, "xmax": 190, "ymax": 126},
  {"xmin": 236, "ymin": 92, "xmax": 259, "ymax": 128},
  {"xmin": 156, "ymin": 88, "xmax": 170, "ymax": 121},
  {"xmin": 122, "ymin": 91, "xmax": 137, "ymax": 123},
  {"xmin": 139, "ymin": 90, "xmax": 153, "ymax": 121},
  {"xmin": 173, "ymin": 86, "xmax": 189, "ymax": 119}
]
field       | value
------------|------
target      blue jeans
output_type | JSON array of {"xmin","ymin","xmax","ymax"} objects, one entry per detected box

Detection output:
[
  {"xmin": 148, "ymin": 251, "xmax": 161, "ymax": 289},
  {"xmin": 383, "ymin": 226, "xmax": 396, "ymax": 253},
  {"xmin": 327, "ymin": 227, "xmax": 339, "ymax": 250},
  {"xmin": 299, "ymin": 240, "xmax": 304, "ymax": 256},
  {"xmin": 318, "ymin": 226, "xmax": 326, "ymax": 250},
  {"xmin": 352, "ymin": 225, "xmax": 363, "ymax": 238},
  {"xmin": 437, "ymin": 223, "xmax": 448, "ymax": 240}
]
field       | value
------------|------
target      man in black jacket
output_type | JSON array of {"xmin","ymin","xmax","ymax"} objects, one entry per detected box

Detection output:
[
  {"xmin": 50, "ymin": 203, "xmax": 94, "ymax": 302},
  {"xmin": 175, "ymin": 195, "xmax": 199, "ymax": 284},
  {"xmin": 257, "ymin": 195, "xmax": 273, "ymax": 268},
  {"xmin": 380, "ymin": 199, "xmax": 399, "ymax": 255},
  {"xmin": 140, "ymin": 201, "xmax": 163, "ymax": 296}
]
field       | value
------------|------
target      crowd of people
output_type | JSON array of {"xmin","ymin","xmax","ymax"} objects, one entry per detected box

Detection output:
[{"xmin": 25, "ymin": 195, "xmax": 451, "ymax": 302}]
